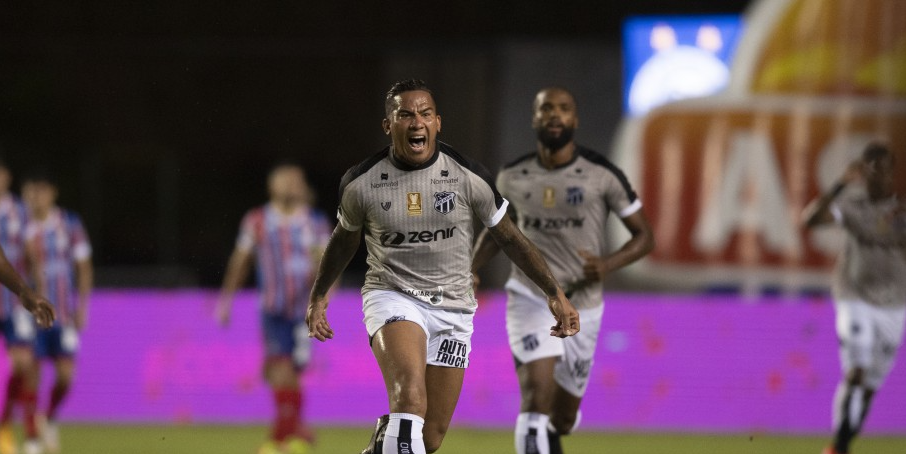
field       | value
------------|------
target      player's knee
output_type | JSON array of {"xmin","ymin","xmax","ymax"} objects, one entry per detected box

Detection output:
[
  {"xmin": 551, "ymin": 414, "xmax": 576, "ymax": 435},
  {"xmin": 422, "ymin": 426, "xmax": 446, "ymax": 453},
  {"xmin": 847, "ymin": 367, "xmax": 866, "ymax": 386},
  {"xmin": 388, "ymin": 385, "xmax": 426, "ymax": 414}
]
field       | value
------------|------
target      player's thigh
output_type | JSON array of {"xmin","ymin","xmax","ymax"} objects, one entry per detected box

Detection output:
[
  {"xmin": 516, "ymin": 356, "xmax": 559, "ymax": 412},
  {"xmin": 371, "ymin": 320, "xmax": 429, "ymax": 413},
  {"xmin": 53, "ymin": 356, "xmax": 76, "ymax": 384},
  {"xmin": 553, "ymin": 304, "xmax": 604, "ymax": 399},
  {"xmin": 423, "ymin": 364, "xmax": 465, "ymax": 449},
  {"xmin": 506, "ymin": 287, "xmax": 565, "ymax": 368},
  {"xmin": 864, "ymin": 304, "xmax": 906, "ymax": 389},
  {"xmin": 835, "ymin": 299, "xmax": 875, "ymax": 374}
]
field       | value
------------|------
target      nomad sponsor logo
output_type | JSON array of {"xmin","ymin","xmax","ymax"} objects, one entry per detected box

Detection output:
[
  {"xmin": 431, "ymin": 177, "xmax": 460, "ymax": 184},
  {"xmin": 433, "ymin": 191, "xmax": 456, "ymax": 214},
  {"xmin": 441, "ymin": 169, "xmax": 449, "ymax": 177},
  {"xmin": 380, "ymin": 226, "xmax": 458, "ymax": 246},
  {"xmin": 566, "ymin": 186, "xmax": 584, "ymax": 205},
  {"xmin": 381, "ymin": 201, "xmax": 391, "ymax": 211},
  {"xmin": 381, "ymin": 173, "xmax": 388, "ymax": 180},
  {"xmin": 407, "ymin": 192, "xmax": 422, "ymax": 216},
  {"xmin": 371, "ymin": 180, "xmax": 399, "ymax": 189},
  {"xmin": 384, "ymin": 315, "xmax": 406, "ymax": 325},
  {"xmin": 521, "ymin": 216, "xmax": 585, "ymax": 230},
  {"xmin": 434, "ymin": 338, "xmax": 468, "ymax": 368}
]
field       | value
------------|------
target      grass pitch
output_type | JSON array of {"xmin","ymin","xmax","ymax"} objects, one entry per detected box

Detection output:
[{"xmin": 48, "ymin": 424, "xmax": 905, "ymax": 453}]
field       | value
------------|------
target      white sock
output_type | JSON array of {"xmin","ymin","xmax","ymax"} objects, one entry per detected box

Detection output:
[
  {"xmin": 383, "ymin": 413, "xmax": 426, "ymax": 454},
  {"xmin": 833, "ymin": 383, "xmax": 865, "ymax": 431},
  {"xmin": 515, "ymin": 412, "xmax": 550, "ymax": 454}
]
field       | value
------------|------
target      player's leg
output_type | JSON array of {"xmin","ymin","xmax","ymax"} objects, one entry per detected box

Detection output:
[
  {"xmin": 547, "ymin": 303, "xmax": 603, "ymax": 453},
  {"xmin": 421, "ymin": 364, "xmax": 465, "ymax": 452},
  {"xmin": 829, "ymin": 299, "xmax": 873, "ymax": 454},
  {"xmin": 42, "ymin": 357, "xmax": 74, "ymax": 454},
  {"xmin": 372, "ymin": 320, "xmax": 429, "ymax": 454},
  {"xmin": 260, "ymin": 313, "xmax": 311, "ymax": 452},
  {"xmin": 1, "ymin": 311, "xmax": 38, "ymax": 454}
]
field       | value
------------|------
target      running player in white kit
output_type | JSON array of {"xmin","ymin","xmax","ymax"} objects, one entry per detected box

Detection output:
[
  {"xmin": 472, "ymin": 87, "xmax": 654, "ymax": 454},
  {"xmin": 803, "ymin": 142, "xmax": 906, "ymax": 454},
  {"xmin": 306, "ymin": 79, "xmax": 579, "ymax": 454}
]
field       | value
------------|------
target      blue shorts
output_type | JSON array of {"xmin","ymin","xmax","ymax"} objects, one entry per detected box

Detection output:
[
  {"xmin": 261, "ymin": 313, "xmax": 311, "ymax": 369},
  {"xmin": 35, "ymin": 324, "xmax": 79, "ymax": 359},
  {"xmin": 1, "ymin": 308, "xmax": 37, "ymax": 348}
]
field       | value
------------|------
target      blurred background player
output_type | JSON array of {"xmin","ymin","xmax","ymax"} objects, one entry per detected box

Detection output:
[
  {"xmin": 472, "ymin": 87, "xmax": 654, "ymax": 454},
  {"xmin": 306, "ymin": 79, "xmax": 579, "ymax": 454},
  {"xmin": 802, "ymin": 142, "xmax": 906, "ymax": 454},
  {"xmin": 217, "ymin": 163, "xmax": 331, "ymax": 454},
  {"xmin": 21, "ymin": 170, "xmax": 92, "ymax": 454},
  {"xmin": 0, "ymin": 159, "xmax": 54, "ymax": 454}
]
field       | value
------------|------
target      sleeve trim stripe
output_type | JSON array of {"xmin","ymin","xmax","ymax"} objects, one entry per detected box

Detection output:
[
  {"xmin": 487, "ymin": 198, "xmax": 510, "ymax": 227},
  {"xmin": 619, "ymin": 199, "xmax": 643, "ymax": 218}
]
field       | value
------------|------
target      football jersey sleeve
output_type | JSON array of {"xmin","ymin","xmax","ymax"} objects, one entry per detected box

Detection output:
[
  {"xmin": 337, "ymin": 170, "xmax": 364, "ymax": 232},
  {"xmin": 468, "ymin": 170, "xmax": 508, "ymax": 228},
  {"xmin": 603, "ymin": 169, "xmax": 641, "ymax": 219},
  {"xmin": 70, "ymin": 214, "xmax": 92, "ymax": 261},
  {"xmin": 236, "ymin": 210, "xmax": 258, "ymax": 252}
]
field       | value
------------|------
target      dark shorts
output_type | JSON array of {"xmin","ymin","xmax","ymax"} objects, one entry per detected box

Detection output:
[
  {"xmin": 35, "ymin": 324, "xmax": 79, "ymax": 359},
  {"xmin": 262, "ymin": 313, "xmax": 311, "ymax": 368},
  {"xmin": 1, "ymin": 309, "xmax": 37, "ymax": 348}
]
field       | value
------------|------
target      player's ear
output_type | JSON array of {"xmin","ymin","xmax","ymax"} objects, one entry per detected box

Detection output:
[
  {"xmin": 436, "ymin": 115, "xmax": 441, "ymax": 133},
  {"xmin": 382, "ymin": 118, "xmax": 391, "ymax": 135}
]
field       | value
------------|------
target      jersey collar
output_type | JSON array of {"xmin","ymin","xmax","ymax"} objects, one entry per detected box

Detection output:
[{"xmin": 388, "ymin": 142, "xmax": 440, "ymax": 171}]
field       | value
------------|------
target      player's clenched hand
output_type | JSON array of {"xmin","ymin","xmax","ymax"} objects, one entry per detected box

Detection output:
[
  {"xmin": 19, "ymin": 288, "xmax": 55, "ymax": 329},
  {"xmin": 306, "ymin": 296, "xmax": 334, "ymax": 342},
  {"xmin": 547, "ymin": 288, "xmax": 579, "ymax": 338},
  {"xmin": 578, "ymin": 249, "xmax": 608, "ymax": 282}
]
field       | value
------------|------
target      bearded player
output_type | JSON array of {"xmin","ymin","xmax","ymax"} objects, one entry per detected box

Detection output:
[
  {"xmin": 472, "ymin": 87, "xmax": 654, "ymax": 454},
  {"xmin": 803, "ymin": 142, "xmax": 906, "ymax": 454},
  {"xmin": 306, "ymin": 79, "xmax": 579, "ymax": 454},
  {"xmin": 217, "ymin": 163, "xmax": 331, "ymax": 454}
]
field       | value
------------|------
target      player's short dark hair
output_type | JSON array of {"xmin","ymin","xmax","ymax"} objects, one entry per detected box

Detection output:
[
  {"xmin": 268, "ymin": 159, "xmax": 305, "ymax": 178},
  {"xmin": 385, "ymin": 79, "xmax": 433, "ymax": 116},
  {"xmin": 20, "ymin": 168, "xmax": 57, "ymax": 187},
  {"xmin": 862, "ymin": 141, "xmax": 893, "ymax": 165}
]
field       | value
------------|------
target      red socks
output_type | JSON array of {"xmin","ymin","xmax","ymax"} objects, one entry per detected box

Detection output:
[
  {"xmin": 272, "ymin": 388, "xmax": 301, "ymax": 442},
  {"xmin": 22, "ymin": 390, "xmax": 37, "ymax": 438},
  {"xmin": 1, "ymin": 374, "xmax": 22, "ymax": 424}
]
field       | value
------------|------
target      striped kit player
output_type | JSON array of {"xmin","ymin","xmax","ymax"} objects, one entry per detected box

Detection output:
[
  {"xmin": 307, "ymin": 80, "xmax": 578, "ymax": 454},
  {"xmin": 217, "ymin": 163, "xmax": 330, "ymax": 454},
  {"xmin": 473, "ymin": 87, "xmax": 654, "ymax": 454},
  {"xmin": 804, "ymin": 142, "xmax": 906, "ymax": 454}
]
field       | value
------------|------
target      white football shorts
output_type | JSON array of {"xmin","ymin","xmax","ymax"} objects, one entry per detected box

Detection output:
[
  {"xmin": 363, "ymin": 290, "xmax": 474, "ymax": 369},
  {"xmin": 834, "ymin": 298, "xmax": 906, "ymax": 389},
  {"xmin": 505, "ymin": 279, "xmax": 604, "ymax": 397}
]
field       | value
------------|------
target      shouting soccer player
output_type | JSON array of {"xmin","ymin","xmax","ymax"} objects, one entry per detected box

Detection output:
[
  {"xmin": 0, "ymin": 160, "xmax": 54, "ymax": 454},
  {"xmin": 21, "ymin": 170, "xmax": 92, "ymax": 454},
  {"xmin": 306, "ymin": 79, "xmax": 579, "ymax": 454},
  {"xmin": 802, "ymin": 142, "xmax": 906, "ymax": 454},
  {"xmin": 217, "ymin": 163, "xmax": 331, "ymax": 454},
  {"xmin": 472, "ymin": 87, "xmax": 654, "ymax": 454}
]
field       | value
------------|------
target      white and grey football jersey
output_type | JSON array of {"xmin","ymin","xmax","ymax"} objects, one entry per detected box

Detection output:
[
  {"xmin": 831, "ymin": 195, "xmax": 906, "ymax": 307},
  {"xmin": 497, "ymin": 146, "xmax": 641, "ymax": 310},
  {"xmin": 338, "ymin": 141, "xmax": 508, "ymax": 312}
]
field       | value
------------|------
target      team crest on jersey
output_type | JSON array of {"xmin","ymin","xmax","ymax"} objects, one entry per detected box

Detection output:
[
  {"xmin": 566, "ymin": 186, "xmax": 584, "ymax": 206},
  {"xmin": 433, "ymin": 191, "xmax": 456, "ymax": 215},
  {"xmin": 381, "ymin": 201, "xmax": 391, "ymax": 211},
  {"xmin": 407, "ymin": 192, "xmax": 422, "ymax": 216}
]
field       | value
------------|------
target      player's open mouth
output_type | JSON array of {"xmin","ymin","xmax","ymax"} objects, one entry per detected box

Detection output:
[{"xmin": 408, "ymin": 135, "xmax": 427, "ymax": 151}]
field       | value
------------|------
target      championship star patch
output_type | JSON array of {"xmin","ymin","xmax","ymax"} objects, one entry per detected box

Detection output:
[{"xmin": 434, "ymin": 191, "xmax": 456, "ymax": 215}]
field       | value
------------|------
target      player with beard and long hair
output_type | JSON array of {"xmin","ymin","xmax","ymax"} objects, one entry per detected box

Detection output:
[{"xmin": 473, "ymin": 87, "xmax": 655, "ymax": 454}]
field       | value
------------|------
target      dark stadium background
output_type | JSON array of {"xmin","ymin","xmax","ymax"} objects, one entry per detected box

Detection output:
[{"xmin": 0, "ymin": 0, "xmax": 749, "ymax": 287}]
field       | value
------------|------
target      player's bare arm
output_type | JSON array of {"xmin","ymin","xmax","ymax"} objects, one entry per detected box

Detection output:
[
  {"xmin": 486, "ymin": 215, "xmax": 579, "ymax": 338},
  {"xmin": 578, "ymin": 209, "xmax": 655, "ymax": 283},
  {"xmin": 803, "ymin": 160, "xmax": 864, "ymax": 228},
  {"xmin": 216, "ymin": 247, "xmax": 254, "ymax": 326},
  {"xmin": 75, "ymin": 258, "xmax": 93, "ymax": 331},
  {"xmin": 0, "ymin": 246, "xmax": 55, "ymax": 328},
  {"xmin": 306, "ymin": 225, "xmax": 361, "ymax": 341}
]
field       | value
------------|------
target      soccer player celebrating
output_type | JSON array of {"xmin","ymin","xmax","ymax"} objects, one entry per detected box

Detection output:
[
  {"xmin": 217, "ymin": 163, "xmax": 331, "ymax": 454},
  {"xmin": 803, "ymin": 142, "xmax": 906, "ymax": 454},
  {"xmin": 0, "ymin": 160, "xmax": 54, "ymax": 454},
  {"xmin": 472, "ymin": 87, "xmax": 654, "ymax": 454},
  {"xmin": 306, "ymin": 79, "xmax": 579, "ymax": 454},
  {"xmin": 21, "ymin": 170, "xmax": 92, "ymax": 454}
]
